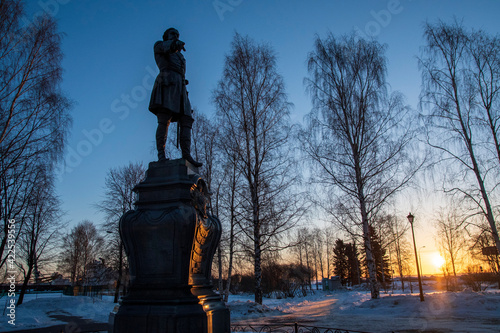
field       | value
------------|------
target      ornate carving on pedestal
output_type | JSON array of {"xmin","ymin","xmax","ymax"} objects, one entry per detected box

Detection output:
[
  {"xmin": 189, "ymin": 179, "xmax": 231, "ymax": 333},
  {"xmin": 189, "ymin": 179, "xmax": 219, "ymax": 284}
]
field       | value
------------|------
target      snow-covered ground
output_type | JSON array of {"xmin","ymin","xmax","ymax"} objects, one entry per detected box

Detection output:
[
  {"xmin": 229, "ymin": 288, "xmax": 500, "ymax": 332},
  {"xmin": 0, "ymin": 292, "xmax": 115, "ymax": 331},
  {"xmin": 1, "ymin": 283, "xmax": 499, "ymax": 332}
]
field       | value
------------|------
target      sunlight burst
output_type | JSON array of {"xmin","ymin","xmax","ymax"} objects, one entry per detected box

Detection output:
[{"xmin": 432, "ymin": 253, "xmax": 445, "ymax": 269}]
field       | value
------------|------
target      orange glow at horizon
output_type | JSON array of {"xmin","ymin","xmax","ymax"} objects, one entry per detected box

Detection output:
[
  {"xmin": 418, "ymin": 252, "xmax": 446, "ymax": 275},
  {"xmin": 431, "ymin": 253, "xmax": 445, "ymax": 270}
]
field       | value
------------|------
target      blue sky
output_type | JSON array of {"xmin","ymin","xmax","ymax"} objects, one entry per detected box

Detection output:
[{"xmin": 23, "ymin": 0, "xmax": 500, "ymax": 247}]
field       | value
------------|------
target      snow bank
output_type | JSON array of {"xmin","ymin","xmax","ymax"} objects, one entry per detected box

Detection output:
[{"xmin": 0, "ymin": 293, "xmax": 115, "ymax": 331}]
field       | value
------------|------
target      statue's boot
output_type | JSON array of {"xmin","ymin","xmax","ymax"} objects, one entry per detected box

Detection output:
[
  {"xmin": 180, "ymin": 119, "xmax": 202, "ymax": 168},
  {"xmin": 156, "ymin": 119, "xmax": 170, "ymax": 162}
]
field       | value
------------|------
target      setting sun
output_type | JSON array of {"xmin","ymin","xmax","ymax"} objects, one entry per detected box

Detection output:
[{"xmin": 432, "ymin": 253, "xmax": 446, "ymax": 269}]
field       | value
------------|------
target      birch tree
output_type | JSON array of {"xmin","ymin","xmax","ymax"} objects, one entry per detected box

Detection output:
[
  {"xmin": 0, "ymin": 0, "xmax": 71, "ymax": 271},
  {"xmin": 303, "ymin": 33, "xmax": 419, "ymax": 299},
  {"xmin": 218, "ymin": 153, "xmax": 243, "ymax": 302},
  {"xmin": 434, "ymin": 202, "xmax": 468, "ymax": 282},
  {"xmin": 59, "ymin": 221, "xmax": 104, "ymax": 285},
  {"xmin": 419, "ymin": 20, "xmax": 500, "ymax": 256},
  {"xmin": 96, "ymin": 162, "xmax": 145, "ymax": 302},
  {"xmin": 386, "ymin": 215, "xmax": 411, "ymax": 291},
  {"xmin": 16, "ymin": 166, "xmax": 63, "ymax": 306},
  {"xmin": 213, "ymin": 33, "xmax": 303, "ymax": 304}
]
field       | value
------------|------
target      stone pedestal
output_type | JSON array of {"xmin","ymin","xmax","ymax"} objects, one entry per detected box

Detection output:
[{"xmin": 108, "ymin": 159, "xmax": 229, "ymax": 333}]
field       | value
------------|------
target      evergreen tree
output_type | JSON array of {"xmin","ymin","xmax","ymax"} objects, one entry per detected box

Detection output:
[
  {"xmin": 369, "ymin": 226, "xmax": 391, "ymax": 286},
  {"xmin": 345, "ymin": 243, "xmax": 361, "ymax": 286},
  {"xmin": 333, "ymin": 239, "xmax": 348, "ymax": 285}
]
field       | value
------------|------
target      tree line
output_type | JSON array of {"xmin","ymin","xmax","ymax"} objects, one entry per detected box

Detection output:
[{"xmin": 1, "ymin": 1, "xmax": 499, "ymax": 306}]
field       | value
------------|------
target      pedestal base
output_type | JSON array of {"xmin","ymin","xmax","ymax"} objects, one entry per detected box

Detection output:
[
  {"xmin": 109, "ymin": 301, "xmax": 207, "ymax": 333},
  {"xmin": 192, "ymin": 287, "xmax": 231, "ymax": 333}
]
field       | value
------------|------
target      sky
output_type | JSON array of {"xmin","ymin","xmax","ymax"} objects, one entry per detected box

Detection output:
[{"xmin": 22, "ymin": 0, "xmax": 500, "ymax": 274}]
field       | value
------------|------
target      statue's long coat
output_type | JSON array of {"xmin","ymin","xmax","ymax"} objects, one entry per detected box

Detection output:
[{"xmin": 149, "ymin": 40, "xmax": 192, "ymax": 118}]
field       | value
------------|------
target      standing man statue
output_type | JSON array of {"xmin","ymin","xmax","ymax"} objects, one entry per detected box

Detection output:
[{"xmin": 149, "ymin": 27, "xmax": 202, "ymax": 167}]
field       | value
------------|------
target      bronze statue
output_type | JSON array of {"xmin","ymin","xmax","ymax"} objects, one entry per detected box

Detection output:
[{"xmin": 149, "ymin": 27, "xmax": 202, "ymax": 167}]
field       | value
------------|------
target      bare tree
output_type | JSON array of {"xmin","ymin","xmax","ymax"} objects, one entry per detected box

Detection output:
[
  {"xmin": 303, "ymin": 32, "xmax": 419, "ymax": 299},
  {"xmin": 469, "ymin": 226, "xmax": 500, "ymax": 279},
  {"xmin": 419, "ymin": 20, "xmax": 500, "ymax": 256},
  {"xmin": 96, "ymin": 162, "xmax": 145, "ymax": 302},
  {"xmin": 0, "ymin": 157, "xmax": 35, "ymax": 270},
  {"xmin": 0, "ymin": 0, "xmax": 71, "ymax": 269},
  {"xmin": 311, "ymin": 227, "xmax": 325, "ymax": 288},
  {"xmin": 59, "ymin": 221, "xmax": 104, "ymax": 285},
  {"xmin": 192, "ymin": 112, "xmax": 220, "ymax": 199},
  {"xmin": 386, "ymin": 215, "xmax": 411, "ymax": 291},
  {"xmin": 213, "ymin": 33, "xmax": 304, "ymax": 304},
  {"xmin": 434, "ymin": 201, "xmax": 468, "ymax": 284},
  {"xmin": 301, "ymin": 228, "xmax": 314, "ymax": 290},
  {"xmin": 219, "ymin": 154, "xmax": 244, "ymax": 302},
  {"xmin": 290, "ymin": 226, "xmax": 315, "ymax": 290},
  {"xmin": 16, "ymin": 165, "xmax": 63, "ymax": 305},
  {"xmin": 324, "ymin": 227, "xmax": 334, "ymax": 279},
  {"xmin": 468, "ymin": 30, "xmax": 500, "ymax": 168}
]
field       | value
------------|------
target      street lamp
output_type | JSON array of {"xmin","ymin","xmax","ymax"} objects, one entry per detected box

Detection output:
[
  {"xmin": 419, "ymin": 246, "xmax": 426, "ymax": 276},
  {"xmin": 407, "ymin": 213, "xmax": 424, "ymax": 302}
]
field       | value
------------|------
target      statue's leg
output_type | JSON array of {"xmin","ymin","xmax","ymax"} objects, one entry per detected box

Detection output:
[
  {"xmin": 180, "ymin": 115, "xmax": 202, "ymax": 167},
  {"xmin": 156, "ymin": 113, "xmax": 171, "ymax": 162}
]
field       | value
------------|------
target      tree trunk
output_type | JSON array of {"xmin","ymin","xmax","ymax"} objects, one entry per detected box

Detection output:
[
  {"xmin": 217, "ymin": 244, "xmax": 223, "ymax": 294},
  {"xmin": 223, "ymin": 179, "xmax": 236, "ymax": 303},
  {"xmin": 223, "ymin": 239, "xmax": 233, "ymax": 302},
  {"xmin": 17, "ymin": 265, "xmax": 33, "ymax": 306},
  {"xmin": 314, "ymin": 249, "xmax": 319, "ymax": 290},
  {"xmin": 396, "ymin": 245, "xmax": 405, "ymax": 292},
  {"xmin": 305, "ymin": 243, "xmax": 311, "ymax": 290},
  {"xmin": 299, "ymin": 244, "xmax": 303, "ymax": 266},
  {"xmin": 224, "ymin": 167, "xmax": 237, "ymax": 302},
  {"xmin": 463, "ymin": 123, "xmax": 500, "ymax": 257},
  {"xmin": 363, "ymin": 216, "xmax": 379, "ymax": 299},
  {"xmin": 355, "ymin": 150, "xmax": 379, "ymax": 299},
  {"xmin": 319, "ymin": 243, "xmax": 324, "ymax": 280},
  {"xmin": 326, "ymin": 237, "xmax": 330, "ymax": 278},
  {"xmin": 476, "ymin": 173, "xmax": 500, "ymax": 256},
  {"xmin": 114, "ymin": 242, "xmax": 123, "ymax": 303},
  {"xmin": 252, "ymin": 175, "xmax": 262, "ymax": 304},
  {"xmin": 449, "ymin": 54, "xmax": 500, "ymax": 258},
  {"xmin": 254, "ymin": 226, "xmax": 262, "ymax": 304}
]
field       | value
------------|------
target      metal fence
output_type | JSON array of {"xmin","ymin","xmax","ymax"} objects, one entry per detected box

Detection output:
[
  {"xmin": 62, "ymin": 285, "xmax": 108, "ymax": 298},
  {"xmin": 230, "ymin": 323, "xmax": 372, "ymax": 333},
  {"xmin": 24, "ymin": 323, "xmax": 368, "ymax": 333}
]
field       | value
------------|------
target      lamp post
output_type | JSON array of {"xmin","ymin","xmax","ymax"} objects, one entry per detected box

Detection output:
[
  {"xmin": 407, "ymin": 213, "xmax": 424, "ymax": 302},
  {"xmin": 419, "ymin": 246, "xmax": 426, "ymax": 276}
]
